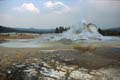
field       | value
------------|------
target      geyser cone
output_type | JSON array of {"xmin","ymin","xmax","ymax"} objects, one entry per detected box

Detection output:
[{"xmin": 42, "ymin": 23, "xmax": 120, "ymax": 41}]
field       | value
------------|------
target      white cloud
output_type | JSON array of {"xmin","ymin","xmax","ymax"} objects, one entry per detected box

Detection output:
[
  {"xmin": 44, "ymin": 1, "xmax": 64, "ymax": 8},
  {"xmin": 13, "ymin": 3, "xmax": 40, "ymax": 13},
  {"xmin": 44, "ymin": 1, "xmax": 71, "ymax": 14}
]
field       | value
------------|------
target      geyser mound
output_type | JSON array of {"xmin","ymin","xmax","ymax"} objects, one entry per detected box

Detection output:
[
  {"xmin": 42, "ymin": 23, "xmax": 119, "ymax": 41},
  {"xmin": 78, "ymin": 23, "xmax": 103, "ymax": 40}
]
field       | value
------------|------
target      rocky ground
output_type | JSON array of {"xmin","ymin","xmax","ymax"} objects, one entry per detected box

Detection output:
[{"xmin": 0, "ymin": 46, "xmax": 120, "ymax": 80}]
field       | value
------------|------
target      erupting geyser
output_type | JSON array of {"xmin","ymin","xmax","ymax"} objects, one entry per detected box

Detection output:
[
  {"xmin": 42, "ymin": 21, "xmax": 119, "ymax": 41},
  {"xmin": 78, "ymin": 23, "xmax": 103, "ymax": 40}
]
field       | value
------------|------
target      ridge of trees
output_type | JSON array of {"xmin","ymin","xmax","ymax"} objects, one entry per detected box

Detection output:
[
  {"xmin": 55, "ymin": 26, "xmax": 70, "ymax": 33},
  {"xmin": 98, "ymin": 28, "xmax": 120, "ymax": 36}
]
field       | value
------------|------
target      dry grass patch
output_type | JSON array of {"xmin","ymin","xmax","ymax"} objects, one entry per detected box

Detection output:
[
  {"xmin": 0, "ymin": 34, "xmax": 37, "ymax": 40},
  {"xmin": 73, "ymin": 45, "xmax": 96, "ymax": 53}
]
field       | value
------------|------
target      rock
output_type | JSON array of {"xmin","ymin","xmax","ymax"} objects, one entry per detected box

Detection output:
[
  {"xmin": 70, "ymin": 70, "xmax": 92, "ymax": 80},
  {"xmin": 41, "ymin": 69, "xmax": 65, "ymax": 79},
  {"xmin": 90, "ymin": 70, "xmax": 103, "ymax": 76},
  {"xmin": 43, "ymin": 77, "xmax": 56, "ymax": 80},
  {"xmin": 5, "ymin": 58, "xmax": 120, "ymax": 80},
  {"xmin": 24, "ymin": 69, "xmax": 37, "ymax": 76}
]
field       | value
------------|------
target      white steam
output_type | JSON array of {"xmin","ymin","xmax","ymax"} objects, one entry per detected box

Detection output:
[{"xmin": 41, "ymin": 21, "xmax": 120, "ymax": 41}]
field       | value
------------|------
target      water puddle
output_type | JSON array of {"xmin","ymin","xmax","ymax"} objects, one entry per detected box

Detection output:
[{"xmin": 0, "ymin": 39, "xmax": 44, "ymax": 48}]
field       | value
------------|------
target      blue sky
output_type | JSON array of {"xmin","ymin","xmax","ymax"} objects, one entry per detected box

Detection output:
[{"xmin": 0, "ymin": 0, "xmax": 120, "ymax": 29}]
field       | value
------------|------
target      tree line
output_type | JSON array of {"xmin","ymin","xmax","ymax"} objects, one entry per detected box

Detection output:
[
  {"xmin": 98, "ymin": 28, "xmax": 120, "ymax": 36},
  {"xmin": 55, "ymin": 26, "xmax": 70, "ymax": 33}
]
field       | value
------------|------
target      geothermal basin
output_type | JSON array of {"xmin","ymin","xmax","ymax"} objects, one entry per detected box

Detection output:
[{"xmin": 0, "ymin": 23, "xmax": 120, "ymax": 80}]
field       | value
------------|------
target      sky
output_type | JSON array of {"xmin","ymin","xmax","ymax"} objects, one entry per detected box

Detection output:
[{"xmin": 0, "ymin": 0, "xmax": 120, "ymax": 29}]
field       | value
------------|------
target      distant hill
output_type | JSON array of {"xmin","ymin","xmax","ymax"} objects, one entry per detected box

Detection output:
[
  {"xmin": 98, "ymin": 27, "xmax": 120, "ymax": 36},
  {"xmin": 105, "ymin": 27, "xmax": 120, "ymax": 32},
  {"xmin": 0, "ymin": 25, "xmax": 55, "ymax": 33},
  {"xmin": 0, "ymin": 26, "xmax": 18, "ymax": 33}
]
